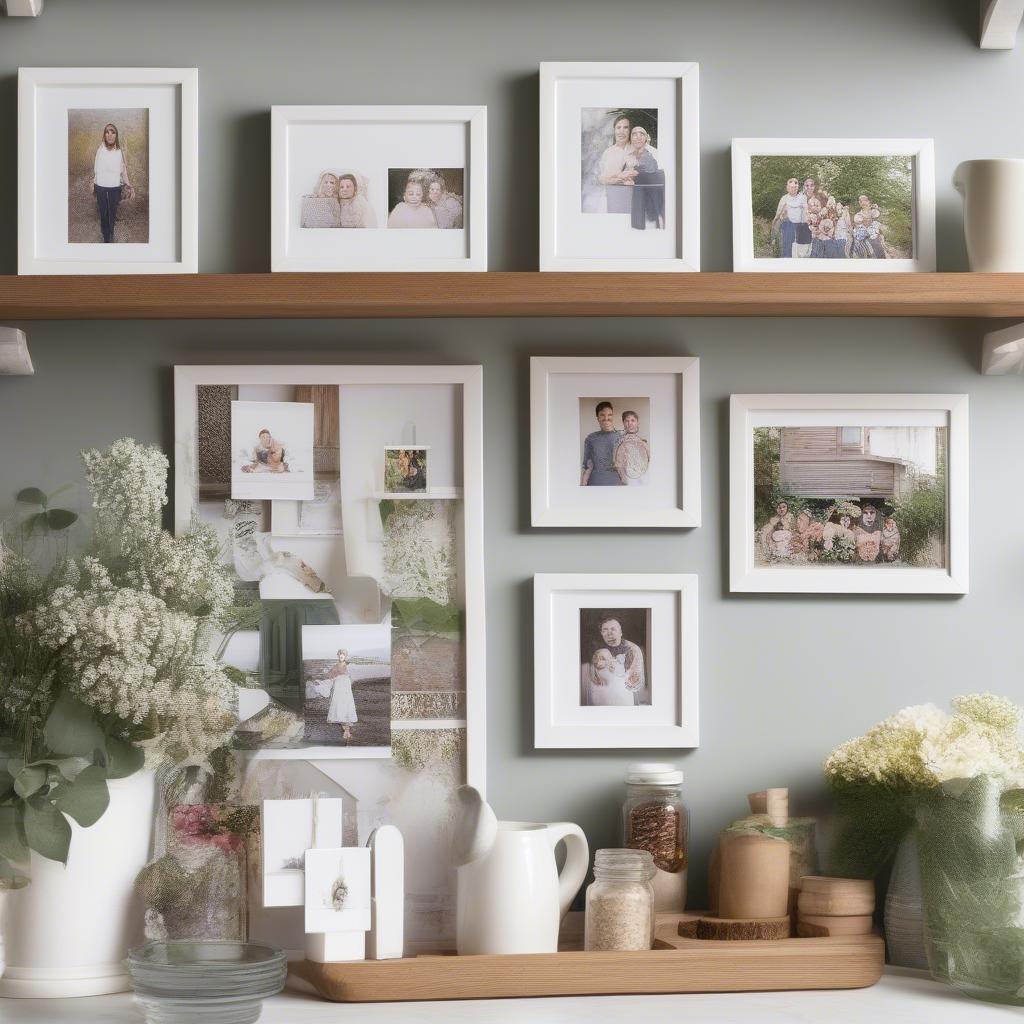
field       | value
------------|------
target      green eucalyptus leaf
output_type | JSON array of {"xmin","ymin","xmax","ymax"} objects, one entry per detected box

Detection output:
[
  {"xmin": 53, "ymin": 766, "xmax": 109, "ymax": 828},
  {"xmin": 15, "ymin": 487, "xmax": 47, "ymax": 508},
  {"xmin": 392, "ymin": 597, "xmax": 461, "ymax": 636},
  {"xmin": 378, "ymin": 499, "xmax": 396, "ymax": 526},
  {"xmin": 0, "ymin": 854, "xmax": 30, "ymax": 891},
  {"xmin": 102, "ymin": 735, "xmax": 145, "ymax": 780},
  {"xmin": 23, "ymin": 797, "xmax": 71, "ymax": 864},
  {"xmin": 21, "ymin": 512, "xmax": 49, "ymax": 537},
  {"xmin": 43, "ymin": 695, "xmax": 105, "ymax": 758},
  {"xmin": 0, "ymin": 806, "xmax": 28, "ymax": 863},
  {"xmin": 0, "ymin": 769, "xmax": 15, "ymax": 800},
  {"xmin": 44, "ymin": 509, "xmax": 78, "ymax": 531},
  {"xmin": 13, "ymin": 764, "xmax": 48, "ymax": 799},
  {"xmin": 49, "ymin": 757, "xmax": 92, "ymax": 783}
]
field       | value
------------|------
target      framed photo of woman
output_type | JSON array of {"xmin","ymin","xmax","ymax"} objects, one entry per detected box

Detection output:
[
  {"xmin": 539, "ymin": 62, "xmax": 700, "ymax": 272},
  {"xmin": 731, "ymin": 138, "xmax": 936, "ymax": 273},
  {"xmin": 18, "ymin": 67, "xmax": 198, "ymax": 274}
]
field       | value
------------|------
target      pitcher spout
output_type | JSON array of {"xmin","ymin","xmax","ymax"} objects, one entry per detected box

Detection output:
[{"xmin": 451, "ymin": 785, "xmax": 498, "ymax": 867}]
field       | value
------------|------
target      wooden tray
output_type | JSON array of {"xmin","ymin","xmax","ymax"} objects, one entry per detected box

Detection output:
[{"xmin": 291, "ymin": 913, "xmax": 885, "ymax": 1002}]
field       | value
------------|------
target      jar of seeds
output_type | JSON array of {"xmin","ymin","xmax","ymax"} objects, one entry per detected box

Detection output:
[
  {"xmin": 622, "ymin": 763, "xmax": 688, "ymax": 913},
  {"xmin": 584, "ymin": 849, "xmax": 656, "ymax": 952}
]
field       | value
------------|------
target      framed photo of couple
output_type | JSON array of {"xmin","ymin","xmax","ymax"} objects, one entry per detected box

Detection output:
[
  {"xmin": 731, "ymin": 138, "xmax": 936, "ymax": 273},
  {"xmin": 530, "ymin": 356, "xmax": 700, "ymax": 527},
  {"xmin": 540, "ymin": 62, "xmax": 700, "ymax": 272},
  {"xmin": 534, "ymin": 573, "xmax": 699, "ymax": 749}
]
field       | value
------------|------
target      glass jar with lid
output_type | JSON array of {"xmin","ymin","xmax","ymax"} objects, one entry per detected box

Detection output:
[
  {"xmin": 584, "ymin": 849, "xmax": 656, "ymax": 952},
  {"xmin": 622, "ymin": 762, "xmax": 688, "ymax": 913}
]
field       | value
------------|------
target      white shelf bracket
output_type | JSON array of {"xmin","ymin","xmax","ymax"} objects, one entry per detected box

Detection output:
[
  {"xmin": 982, "ymin": 322, "xmax": 1024, "ymax": 374},
  {"xmin": 3, "ymin": 0, "xmax": 44, "ymax": 14},
  {"xmin": 0, "ymin": 328, "xmax": 33, "ymax": 376},
  {"xmin": 981, "ymin": 0, "xmax": 1024, "ymax": 48}
]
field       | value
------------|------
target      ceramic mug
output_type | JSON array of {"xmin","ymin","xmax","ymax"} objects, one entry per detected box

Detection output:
[{"xmin": 953, "ymin": 159, "xmax": 1024, "ymax": 271}]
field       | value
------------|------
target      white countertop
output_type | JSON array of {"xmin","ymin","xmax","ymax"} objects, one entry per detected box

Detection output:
[{"xmin": 0, "ymin": 970, "xmax": 1020, "ymax": 1022}]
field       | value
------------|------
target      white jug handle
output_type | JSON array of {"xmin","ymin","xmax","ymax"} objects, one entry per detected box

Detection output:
[{"xmin": 547, "ymin": 823, "xmax": 590, "ymax": 921}]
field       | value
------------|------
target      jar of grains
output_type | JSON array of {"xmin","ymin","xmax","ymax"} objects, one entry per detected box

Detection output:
[
  {"xmin": 622, "ymin": 763, "xmax": 688, "ymax": 913},
  {"xmin": 584, "ymin": 849, "xmax": 656, "ymax": 952}
]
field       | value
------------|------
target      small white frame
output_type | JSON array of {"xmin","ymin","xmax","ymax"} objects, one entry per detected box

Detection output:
[
  {"xmin": 729, "ymin": 394, "xmax": 969, "ymax": 594},
  {"xmin": 271, "ymin": 105, "xmax": 487, "ymax": 272},
  {"xmin": 534, "ymin": 573, "xmax": 699, "ymax": 749},
  {"xmin": 539, "ymin": 61, "xmax": 700, "ymax": 272},
  {"xmin": 530, "ymin": 356, "xmax": 700, "ymax": 528},
  {"xmin": 18, "ymin": 67, "xmax": 198, "ymax": 275},
  {"xmin": 731, "ymin": 138, "xmax": 935, "ymax": 273}
]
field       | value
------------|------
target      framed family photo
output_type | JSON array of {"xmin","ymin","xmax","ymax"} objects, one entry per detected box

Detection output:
[
  {"xmin": 731, "ymin": 138, "xmax": 935, "ymax": 272},
  {"xmin": 534, "ymin": 573, "xmax": 699, "ymax": 749},
  {"xmin": 271, "ymin": 105, "xmax": 487, "ymax": 271},
  {"xmin": 530, "ymin": 356, "xmax": 700, "ymax": 527},
  {"xmin": 539, "ymin": 62, "xmax": 700, "ymax": 272},
  {"xmin": 730, "ymin": 394, "xmax": 968, "ymax": 594},
  {"xmin": 18, "ymin": 67, "xmax": 198, "ymax": 274}
]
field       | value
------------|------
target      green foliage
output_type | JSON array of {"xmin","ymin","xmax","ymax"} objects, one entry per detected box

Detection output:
[
  {"xmin": 752, "ymin": 427, "xmax": 781, "ymax": 525},
  {"xmin": 392, "ymin": 597, "xmax": 461, "ymax": 636},
  {"xmin": 894, "ymin": 470, "xmax": 946, "ymax": 566}
]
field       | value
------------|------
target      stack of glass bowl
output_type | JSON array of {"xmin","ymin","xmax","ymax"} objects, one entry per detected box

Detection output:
[{"xmin": 126, "ymin": 940, "xmax": 287, "ymax": 1024}]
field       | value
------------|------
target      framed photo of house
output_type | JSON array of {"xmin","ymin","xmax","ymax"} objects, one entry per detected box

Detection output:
[
  {"xmin": 731, "ymin": 138, "xmax": 936, "ymax": 273},
  {"xmin": 539, "ymin": 62, "xmax": 700, "ymax": 272},
  {"xmin": 18, "ymin": 67, "xmax": 198, "ymax": 274},
  {"xmin": 271, "ymin": 105, "xmax": 487, "ymax": 271},
  {"xmin": 730, "ymin": 394, "xmax": 968, "ymax": 594},
  {"xmin": 534, "ymin": 573, "xmax": 699, "ymax": 749},
  {"xmin": 530, "ymin": 356, "xmax": 700, "ymax": 527}
]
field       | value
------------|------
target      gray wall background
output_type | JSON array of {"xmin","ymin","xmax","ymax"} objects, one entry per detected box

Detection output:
[{"xmin": 2, "ymin": 0, "xmax": 1023, "ymax": 902}]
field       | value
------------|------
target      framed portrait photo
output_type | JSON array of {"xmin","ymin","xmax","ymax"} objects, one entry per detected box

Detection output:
[
  {"xmin": 539, "ymin": 61, "xmax": 700, "ymax": 272},
  {"xmin": 271, "ymin": 105, "xmax": 487, "ymax": 271},
  {"xmin": 534, "ymin": 573, "xmax": 699, "ymax": 749},
  {"xmin": 18, "ymin": 67, "xmax": 198, "ymax": 274},
  {"xmin": 731, "ymin": 138, "xmax": 936, "ymax": 273},
  {"xmin": 730, "ymin": 394, "xmax": 968, "ymax": 594},
  {"xmin": 530, "ymin": 356, "xmax": 700, "ymax": 527}
]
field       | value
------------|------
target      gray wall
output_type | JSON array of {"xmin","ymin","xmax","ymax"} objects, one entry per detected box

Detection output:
[{"xmin": 2, "ymin": 0, "xmax": 1023, "ymax": 902}]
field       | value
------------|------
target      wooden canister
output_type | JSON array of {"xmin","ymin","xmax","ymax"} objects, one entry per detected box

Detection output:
[
  {"xmin": 798, "ymin": 876, "xmax": 875, "ymax": 917},
  {"xmin": 797, "ymin": 913, "xmax": 874, "ymax": 937},
  {"xmin": 717, "ymin": 833, "xmax": 790, "ymax": 920}
]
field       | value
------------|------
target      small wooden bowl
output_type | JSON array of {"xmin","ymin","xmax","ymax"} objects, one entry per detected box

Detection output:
[{"xmin": 797, "ymin": 913, "xmax": 874, "ymax": 937}]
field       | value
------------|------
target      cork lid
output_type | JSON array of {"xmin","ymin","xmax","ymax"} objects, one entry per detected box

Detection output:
[{"xmin": 626, "ymin": 762, "xmax": 683, "ymax": 786}]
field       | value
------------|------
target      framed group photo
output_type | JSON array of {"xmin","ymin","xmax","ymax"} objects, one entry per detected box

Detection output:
[
  {"xmin": 271, "ymin": 105, "xmax": 487, "ymax": 271},
  {"xmin": 540, "ymin": 62, "xmax": 700, "ymax": 272},
  {"xmin": 731, "ymin": 138, "xmax": 936, "ymax": 273},
  {"xmin": 18, "ymin": 67, "xmax": 198, "ymax": 274},
  {"xmin": 729, "ymin": 394, "xmax": 968, "ymax": 594},
  {"xmin": 530, "ymin": 356, "xmax": 700, "ymax": 527}
]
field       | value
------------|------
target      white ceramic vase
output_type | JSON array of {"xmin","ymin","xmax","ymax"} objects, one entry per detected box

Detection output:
[
  {"xmin": 0, "ymin": 769, "xmax": 156, "ymax": 998},
  {"xmin": 952, "ymin": 159, "xmax": 1024, "ymax": 271}
]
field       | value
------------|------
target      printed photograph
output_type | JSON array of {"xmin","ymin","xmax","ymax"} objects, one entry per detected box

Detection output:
[
  {"xmin": 750, "ymin": 154, "xmax": 914, "ymax": 260},
  {"xmin": 387, "ymin": 168, "xmax": 464, "ymax": 228},
  {"xmin": 581, "ymin": 108, "xmax": 664, "ymax": 230},
  {"xmin": 384, "ymin": 446, "xmax": 429, "ymax": 494},
  {"xmin": 753, "ymin": 425, "xmax": 947, "ymax": 568},
  {"xmin": 579, "ymin": 398, "xmax": 651, "ymax": 487},
  {"xmin": 230, "ymin": 400, "xmax": 315, "ymax": 502},
  {"xmin": 68, "ymin": 107, "xmax": 149, "ymax": 244},
  {"xmin": 300, "ymin": 169, "xmax": 377, "ymax": 228},
  {"xmin": 579, "ymin": 608, "xmax": 651, "ymax": 707},
  {"xmin": 302, "ymin": 624, "xmax": 392, "ymax": 747},
  {"xmin": 304, "ymin": 848, "xmax": 371, "ymax": 934}
]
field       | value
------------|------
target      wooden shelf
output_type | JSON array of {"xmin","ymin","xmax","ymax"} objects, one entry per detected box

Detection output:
[{"xmin": 2, "ymin": 273, "xmax": 1024, "ymax": 320}]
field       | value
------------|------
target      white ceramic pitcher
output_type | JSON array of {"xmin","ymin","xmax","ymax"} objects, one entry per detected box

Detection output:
[
  {"xmin": 952, "ymin": 159, "xmax": 1024, "ymax": 271},
  {"xmin": 453, "ymin": 786, "xmax": 589, "ymax": 955}
]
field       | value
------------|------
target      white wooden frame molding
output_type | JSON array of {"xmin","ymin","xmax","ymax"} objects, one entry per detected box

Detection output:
[
  {"xmin": 271, "ymin": 105, "xmax": 487, "ymax": 272},
  {"xmin": 174, "ymin": 365, "xmax": 487, "ymax": 792},
  {"xmin": 18, "ymin": 67, "xmax": 198, "ymax": 275},
  {"xmin": 534, "ymin": 572, "xmax": 699, "ymax": 749},
  {"xmin": 981, "ymin": 0, "xmax": 1024, "ymax": 47},
  {"xmin": 731, "ymin": 138, "xmax": 936, "ymax": 273},
  {"xmin": 530, "ymin": 356, "xmax": 701, "ymax": 527},
  {"xmin": 539, "ymin": 61, "xmax": 700, "ymax": 272},
  {"xmin": 729, "ymin": 394, "xmax": 969, "ymax": 595}
]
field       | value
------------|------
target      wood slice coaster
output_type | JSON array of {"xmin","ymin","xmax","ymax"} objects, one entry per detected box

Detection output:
[{"xmin": 680, "ymin": 915, "xmax": 792, "ymax": 941}]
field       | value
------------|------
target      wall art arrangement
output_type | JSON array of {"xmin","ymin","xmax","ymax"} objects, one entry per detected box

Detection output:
[
  {"xmin": 539, "ymin": 61, "xmax": 701, "ymax": 272},
  {"xmin": 174, "ymin": 364, "xmax": 485, "ymax": 952},
  {"xmin": 270, "ymin": 106, "xmax": 488, "ymax": 271},
  {"xmin": 17, "ymin": 67, "xmax": 199, "ymax": 274},
  {"xmin": 731, "ymin": 138, "xmax": 937, "ymax": 273},
  {"xmin": 729, "ymin": 393, "xmax": 969, "ymax": 594}
]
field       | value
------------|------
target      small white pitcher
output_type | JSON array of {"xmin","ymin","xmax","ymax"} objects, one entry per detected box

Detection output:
[{"xmin": 953, "ymin": 159, "xmax": 1024, "ymax": 271}]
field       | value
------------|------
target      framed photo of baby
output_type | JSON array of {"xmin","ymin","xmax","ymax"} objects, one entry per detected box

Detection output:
[
  {"xmin": 731, "ymin": 138, "xmax": 935, "ymax": 272},
  {"xmin": 534, "ymin": 574, "xmax": 699, "ymax": 749},
  {"xmin": 230, "ymin": 399, "xmax": 315, "ymax": 502},
  {"xmin": 730, "ymin": 394, "xmax": 969, "ymax": 594}
]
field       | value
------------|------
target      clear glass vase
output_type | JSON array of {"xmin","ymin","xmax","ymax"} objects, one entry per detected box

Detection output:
[{"xmin": 917, "ymin": 776, "xmax": 1024, "ymax": 1006}]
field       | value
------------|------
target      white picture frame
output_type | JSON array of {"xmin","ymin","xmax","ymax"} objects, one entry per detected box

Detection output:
[
  {"xmin": 530, "ymin": 356, "xmax": 700, "ymax": 527},
  {"xmin": 534, "ymin": 573, "xmax": 699, "ymax": 749},
  {"xmin": 730, "ymin": 394, "xmax": 968, "ymax": 594},
  {"xmin": 539, "ymin": 61, "xmax": 700, "ymax": 272},
  {"xmin": 18, "ymin": 66, "xmax": 198, "ymax": 275},
  {"xmin": 731, "ymin": 138, "xmax": 936, "ymax": 273},
  {"xmin": 271, "ymin": 105, "xmax": 487, "ymax": 272},
  {"xmin": 261, "ymin": 797, "xmax": 344, "ymax": 908}
]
